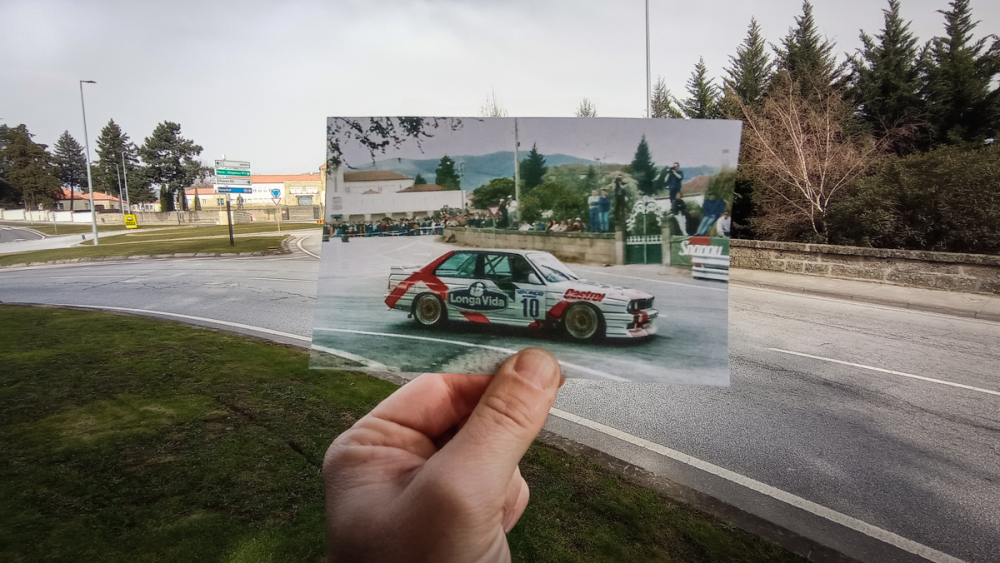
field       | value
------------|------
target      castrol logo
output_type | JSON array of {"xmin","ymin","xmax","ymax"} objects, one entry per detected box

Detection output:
[{"xmin": 564, "ymin": 289, "xmax": 606, "ymax": 302}]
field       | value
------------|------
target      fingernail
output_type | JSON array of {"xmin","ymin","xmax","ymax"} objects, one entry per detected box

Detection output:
[{"xmin": 512, "ymin": 348, "xmax": 559, "ymax": 389}]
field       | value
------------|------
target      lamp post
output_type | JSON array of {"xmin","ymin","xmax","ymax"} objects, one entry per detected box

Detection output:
[
  {"xmin": 645, "ymin": 0, "xmax": 651, "ymax": 118},
  {"xmin": 79, "ymin": 80, "xmax": 99, "ymax": 245}
]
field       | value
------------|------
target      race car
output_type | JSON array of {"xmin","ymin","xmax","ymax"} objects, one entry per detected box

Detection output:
[{"xmin": 384, "ymin": 249, "xmax": 658, "ymax": 341}]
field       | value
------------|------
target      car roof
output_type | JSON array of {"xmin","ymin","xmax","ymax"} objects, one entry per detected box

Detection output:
[{"xmin": 449, "ymin": 248, "xmax": 551, "ymax": 256}]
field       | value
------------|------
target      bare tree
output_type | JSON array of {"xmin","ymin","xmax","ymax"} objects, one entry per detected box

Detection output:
[
  {"xmin": 575, "ymin": 98, "xmax": 597, "ymax": 117},
  {"xmin": 479, "ymin": 89, "xmax": 508, "ymax": 117},
  {"xmin": 735, "ymin": 71, "xmax": 885, "ymax": 241}
]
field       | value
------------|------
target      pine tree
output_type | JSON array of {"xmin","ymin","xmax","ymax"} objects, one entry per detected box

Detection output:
[
  {"xmin": 921, "ymin": 0, "xmax": 1000, "ymax": 145},
  {"xmin": 682, "ymin": 57, "xmax": 721, "ymax": 119},
  {"xmin": 651, "ymin": 77, "xmax": 684, "ymax": 118},
  {"xmin": 413, "ymin": 174, "xmax": 427, "ymax": 185},
  {"xmin": 138, "ymin": 122, "xmax": 204, "ymax": 212},
  {"xmin": 434, "ymin": 156, "xmax": 461, "ymax": 190},
  {"xmin": 774, "ymin": 1, "xmax": 846, "ymax": 98},
  {"xmin": 518, "ymin": 144, "xmax": 547, "ymax": 194},
  {"xmin": 723, "ymin": 18, "xmax": 772, "ymax": 114},
  {"xmin": 94, "ymin": 120, "xmax": 133, "ymax": 196},
  {"xmin": 53, "ymin": 131, "xmax": 88, "ymax": 211},
  {"xmin": 575, "ymin": 98, "xmax": 597, "ymax": 117},
  {"xmin": 850, "ymin": 0, "xmax": 924, "ymax": 152},
  {"xmin": 630, "ymin": 136, "xmax": 658, "ymax": 196},
  {"xmin": 0, "ymin": 125, "xmax": 61, "ymax": 210},
  {"xmin": 0, "ymin": 125, "xmax": 13, "ymax": 206}
]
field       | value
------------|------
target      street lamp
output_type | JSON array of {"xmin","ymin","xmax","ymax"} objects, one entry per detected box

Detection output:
[{"xmin": 79, "ymin": 80, "xmax": 99, "ymax": 246}]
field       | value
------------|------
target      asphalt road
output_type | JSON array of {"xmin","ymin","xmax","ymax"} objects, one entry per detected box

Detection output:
[
  {"xmin": 0, "ymin": 226, "xmax": 45, "ymax": 243},
  {"xmin": 312, "ymin": 236, "xmax": 729, "ymax": 384},
  {"xmin": 1, "ymin": 232, "xmax": 997, "ymax": 563}
]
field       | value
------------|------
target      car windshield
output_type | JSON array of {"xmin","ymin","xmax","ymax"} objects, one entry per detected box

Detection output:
[{"xmin": 527, "ymin": 252, "xmax": 579, "ymax": 282}]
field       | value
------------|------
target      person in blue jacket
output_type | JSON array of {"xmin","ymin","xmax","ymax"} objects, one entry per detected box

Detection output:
[
  {"xmin": 695, "ymin": 193, "xmax": 726, "ymax": 236},
  {"xmin": 598, "ymin": 189, "xmax": 611, "ymax": 232}
]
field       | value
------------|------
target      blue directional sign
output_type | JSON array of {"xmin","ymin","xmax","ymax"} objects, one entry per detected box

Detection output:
[
  {"xmin": 217, "ymin": 187, "xmax": 251, "ymax": 193},
  {"xmin": 270, "ymin": 188, "xmax": 281, "ymax": 198}
]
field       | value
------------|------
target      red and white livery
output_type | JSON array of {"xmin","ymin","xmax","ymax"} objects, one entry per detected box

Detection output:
[{"xmin": 385, "ymin": 249, "xmax": 658, "ymax": 341}]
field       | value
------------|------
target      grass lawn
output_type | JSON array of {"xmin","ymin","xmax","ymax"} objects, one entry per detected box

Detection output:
[
  {"xmin": 0, "ymin": 236, "xmax": 287, "ymax": 267},
  {"xmin": 0, "ymin": 222, "xmax": 132, "ymax": 236},
  {"xmin": 84, "ymin": 223, "xmax": 320, "ymax": 243},
  {"xmin": 0, "ymin": 305, "xmax": 804, "ymax": 563}
]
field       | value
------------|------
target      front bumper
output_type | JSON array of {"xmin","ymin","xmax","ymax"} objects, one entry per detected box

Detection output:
[{"xmin": 604, "ymin": 308, "xmax": 659, "ymax": 339}]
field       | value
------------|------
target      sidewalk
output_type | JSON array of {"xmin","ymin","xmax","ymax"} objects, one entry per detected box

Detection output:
[{"xmin": 730, "ymin": 268, "xmax": 1000, "ymax": 322}]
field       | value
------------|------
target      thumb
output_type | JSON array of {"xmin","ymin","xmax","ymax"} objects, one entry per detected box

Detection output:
[{"xmin": 434, "ymin": 348, "xmax": 562, "ymax": 493}]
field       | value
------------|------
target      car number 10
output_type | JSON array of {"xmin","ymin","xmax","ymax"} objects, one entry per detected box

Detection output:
[{"xmin": 522, "ymin": 298, "xmax": 540, "ymax": 318}]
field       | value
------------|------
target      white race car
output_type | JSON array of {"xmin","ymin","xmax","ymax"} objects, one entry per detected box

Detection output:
[{"xmin": 385, "ymin": 249, "xmax": 657, "ymax": 341}]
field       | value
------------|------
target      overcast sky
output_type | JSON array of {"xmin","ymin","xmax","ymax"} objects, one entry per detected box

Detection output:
[{"xmin": 2, "ymin": 0, "xmax": 997, "ymax": 174}]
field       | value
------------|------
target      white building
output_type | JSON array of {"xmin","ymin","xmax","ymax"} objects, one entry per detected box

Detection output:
[{"xmin": 326, "ymin": 166, "xmax": 465, "ymax": 221}]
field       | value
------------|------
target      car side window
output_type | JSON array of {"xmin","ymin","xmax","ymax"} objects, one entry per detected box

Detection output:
[
  {"xmin": 482, "ymin": 254, "xmax": 512, "ymax": 282},
  {"xmin": 435, "ymin": 253, "xmax": 477, "ymax": 279},
  {"xmin": 509, "ymin": 255, "xmax": 541, "ymax": 284}
]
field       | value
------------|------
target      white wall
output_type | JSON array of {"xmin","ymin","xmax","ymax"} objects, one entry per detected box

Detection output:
[{"xmin": 329, "ymin": 190, "xmax": 466, "ymax": 221}]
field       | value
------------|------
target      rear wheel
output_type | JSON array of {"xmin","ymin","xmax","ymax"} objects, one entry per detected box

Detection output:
[
  {"xmin": 413, "ymin": 293, "xmax": 446, "ymax": 327},
  {"xmin": 563, "ymin": 303, "xmax": 603, "ymax": 341}
]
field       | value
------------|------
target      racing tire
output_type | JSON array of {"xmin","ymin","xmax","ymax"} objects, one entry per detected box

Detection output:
[
  {"xmin": 413, "ymin": 293, "xmax": 447, "ymax": 328},
  {"xmin": 562, "ymin": 303, "xmax": 603, "ymax": 342}
]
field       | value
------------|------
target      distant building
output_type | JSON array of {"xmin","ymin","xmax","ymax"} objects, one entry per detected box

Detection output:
[
  {"xmin": 190, "ymin": 171, "xmax": 325, "ymax": 207},
  {"xmin": 54, "ymin": 188, "xmax": 121, "ymax": 211},
  {"xmin": 326, "ymin": 166, "xmax": 464, "ymax": 221}
]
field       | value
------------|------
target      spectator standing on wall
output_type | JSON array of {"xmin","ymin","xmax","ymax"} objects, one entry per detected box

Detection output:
[
  {"xmin": 696, "ymin": 194, "xmax": 726, "ymax": 236},
  {"xmin": 686, "ymin": 209, "xmax": 700, "ymax": 237},
  {"xmin": 598, "ymin": 189, "xmax": 610, "ymax": 232},
  {"xmin": 498, "ymin": 197, "xmax": 509, "ymax": 229},
  {"xmin": 612, "ymin": 174, "xmax": 628, "ymax": 231},
  {"xmin": 667, "ymin": 162, "xmax": 683, "ymax": 209},
  {"xmin": 588, "ymin": 190, "xmax": 600, "ymax": 232},
  {"xmin": 716, "ymin": 211, "xmax": 731, "ymax": 238},
  {"xmin": 507, "ymin": 197, "xmax": 518, "ymax": 229}
]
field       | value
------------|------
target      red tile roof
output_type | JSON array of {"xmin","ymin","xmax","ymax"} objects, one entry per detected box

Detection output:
[
  {"xmin": 56, "ymin": 188, "xmax": 119, "ymax": 202},
  {"xmin": 398, "ymin": 184, "xmax": 446, "ymax": 192}
]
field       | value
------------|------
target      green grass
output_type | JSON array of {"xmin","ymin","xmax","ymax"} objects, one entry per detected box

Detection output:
[
  {"xmin": 0, "ymin": 306, "xmax": 804, "ymax": 563},
  {"xmin": 0, "ymin": 236, "xmax": 287, "ymax": 267},
  {"xmin": 0, "ymin": 222, "xmax": 133, "ymax": 236},
  {"xmin": 84, "ymin": 223, "xmax": 320, "ymax": 243}
]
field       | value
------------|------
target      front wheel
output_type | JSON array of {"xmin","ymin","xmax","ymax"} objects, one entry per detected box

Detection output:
[
  {"xmin": 562, "ymin": 303, "xmax": 603, "ymax": 342},
  {"xmin": 413, "ymin": 293, "xmax": 446, "ymax": 328}
]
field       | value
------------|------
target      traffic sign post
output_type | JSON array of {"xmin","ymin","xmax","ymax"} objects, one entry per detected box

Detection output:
[
  {"xmin": 123, "ymin": 214, "xmax": 138, "ymax": 229},
  {"xmin": 271, "ymin": 188, "xmax": 282, "ymax": 233},
  {"xmin": 214, "ymin": 159, "xmax": 250, "ymax": 248}
]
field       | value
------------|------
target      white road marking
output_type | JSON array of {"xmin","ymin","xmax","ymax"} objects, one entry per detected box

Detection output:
[
  {"xmin": 312, "ymin": 327, "xmax": 629, "ymax": 381},
  {"xmin": 770, "ymin": 348, "xmax": 1000, "ymax": 398},
  {"xmin": 250, "ymin": 277, "xmax": 314, "ymax": 283},
  {"xmin": 574, "ymin": 268, "xmax": 727, "ymax": 292},
  {"xmin": 296, "ymin": 235, "xmax": 321, "ymax": 259},
  {"xmin": 548, "ymin": 407, "xmax": 967, "ymax": 563},
  {"xmin": 311, "ymin": 344, "xmax": 392, "ymax": 371},
  {"xmin": 34, "ymin": 303, "xmax": 968, "ymax": 563}
]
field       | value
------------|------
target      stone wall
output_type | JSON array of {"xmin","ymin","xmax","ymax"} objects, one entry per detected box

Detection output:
[
  {"xmin": 443, "ymin": 228, "xmax": 621, "ymax": 265},
  {"xmin": 731, "ymin": 239, "xmax": 1000, "ymax": 295}
]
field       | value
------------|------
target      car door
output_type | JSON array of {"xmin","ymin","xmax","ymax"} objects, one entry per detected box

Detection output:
[
  {"xmin": 431, "ymin": 252, "xmax": 478, "ymax": 315},
  {"xmin": 480, "ymin": 253, "xmax": 546, "ymax": 324}
]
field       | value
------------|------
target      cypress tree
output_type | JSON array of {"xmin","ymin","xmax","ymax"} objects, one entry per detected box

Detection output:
[
  {"xmin": 519, "ymin": 144, "xmax": 547, "ymax": 194},
  {"xmin": 921, "ymin": 0, "xmax": 1000, "ymax": 145},
  {"xmin": 774, "ymin": 1, "xmax": 846, "ymax": 97},
  {"xmin": 681, "ymin": 58, "xmax": 721, "ymax": 119},
  {"xmin": 630, "ymin": 136, "xmax": 658, "ymax": 196},
  {"xmin": 53, "ymin": 131, "xmax": 88, "ymax": 210},
  {"xmin": 434, "ymin": 156, "xmax": 461, "ymax": 190}
]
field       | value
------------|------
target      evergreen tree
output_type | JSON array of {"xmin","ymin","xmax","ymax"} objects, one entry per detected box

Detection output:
[
  {"xmin": 53, "ymin": 131, "xmax": 88, "ymax": 211},
  {"xmin": 434, "ymin": 156, "xmax": 461, "ymax": 190},
  {"xmin": 850, "ymin": 0, "xmax": 924, "ymax": 152},
  {"xmin": 630, "ymin": 136, "xmax": 658, "ymax": 196},
  {"xmin": 774, "ymin": 1, "xmax": 846, "ymax": 98},
  {"xmin": 0, "ymin": 125, "xmax": 62, "ymax": 210},
  {"xmin": 575, "ymin": 98, "xmax": 597, "ymax": 117},
  {"xmin": 682, "ymin": 57, "xmax": 721, "ymax": 118},
  {"xmin": 518, "ymin": 144, "xmax": 547, "ymax": 194},
  {"xmin": 138, "ymin": 121, "xmax": 204, "ymax": 212},
  {"xmin": 651, "ymin": 77, "xmax": 684, "ymax": 118},
  {"xmin": 413, "ymin": 173, "xmax": 427, "ymax": 185},
  {"xmin": 94, "ymin": 120, "xmax": 133, "ymax": 196},
  {"xmin": 583, "ymin": 166, "xmax": 599, "ymax": 192},
  {"xmin": 921, "ymin": 0, "xmax": 1000, "ymax": 145},
  {"xmin": 723, "ymin": 18, "xmax": 773, "ymax": 115},
  {"xmin": 0, "ymin": 125, "xmax": 13, "ymax": 205}
]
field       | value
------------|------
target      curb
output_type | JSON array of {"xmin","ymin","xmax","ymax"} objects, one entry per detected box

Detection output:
[
  {"xmin": 731, "ymin": 279, "xmax": 1000, "ymax": 323},
  {"xmin": 0, "ymin": 248, "xmax": 292, "ymax": 270}
]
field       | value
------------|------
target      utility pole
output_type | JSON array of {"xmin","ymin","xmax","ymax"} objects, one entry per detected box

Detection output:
[
  {"xmin": 121, "ymin": 152, "xmax": 131, "ymax": 212},
  {"xmin": 646, "ymin": 0, "xmax": 651, "ymax": 118},
  {"xmin": 79, "ymin": 80, "xmax": 99, "ymax": 245},
  {"xmin": 513, "ymin": 118, "xmax": 520, "ymax": 223},
  {"xmin": 115, "ymin": 163, "xmax": 125, "ymax": 219}
]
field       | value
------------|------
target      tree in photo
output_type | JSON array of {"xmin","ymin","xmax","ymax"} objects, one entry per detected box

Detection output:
[
  {"xmin": 53, "ymin": 131, "xmax": 88, "ymax": 211},
  {"xmin": 480, "ymin": 90, "xmax": 509, "ymax": 117},
  {"xmin": 518, "ymin": 144, "xmax": 547, "ymax": 194},
  {"xmin": 575, "ymin": 98, "xmax": 597, "ymax": 117},
  {"xmin": 737, "ymin": 71, "xmax": 883, "ymax": 241},
  {"xmin": 774, "ymin": 1, "xmax": 847, "ymax": 98},
  {"xmin": 920, "ymin": 0, "xmax": 1000, "ymax": 146},
  {"xmin": 0, "ymin": 125, "xmax": 62, "ymax": 210},
  {"xmin": 471, "ymin": 177, "xmax": 514, "ymax": 210},
  {"xmin": 681, "ymin": 57, "xmax": 721, "ymax": 119},
  {"xmin": 138, "ymin": 121, "xmax": 205, "ymax": 212},
  {"xmin": 849, "ymin": 0, "xmax": 925, "ymax": 154},
  {"xmin": 721, "ymin": 17, "xmax": 773, "ymax": 118},
  {"xmin": 434, "ymin": 156, "xmax": 461, "ymax": 191},
  {"xmin": 651, "ymin": 77, "xmax": 684, "ymax": 118},
  {"xmin": 413, "ymin": 174, "xmax": 427, "ymax": 185},
  {"xmin": 327, "ymin": 117, "xmax": 464, "ymax": 169},
  {"xmin": 629, "ymin": 136, "xmax": 658, "ymax": 196},
  {"xmin": 519, "ymin": 181, "xmax": 587, "ymax": 225}
]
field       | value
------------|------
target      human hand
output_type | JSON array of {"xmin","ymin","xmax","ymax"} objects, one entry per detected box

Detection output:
[{"xmin": 323, "ymin": 348, "xmax": 564, "ymax": 563}]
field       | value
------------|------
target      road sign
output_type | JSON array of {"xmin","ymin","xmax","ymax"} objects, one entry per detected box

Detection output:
[
  {"xmin": 217, "ymin": 187, "xmax": 252, "ymax": 193},
  {"xmin": 271, "ymin": 198, "xmax": 282, "ymax": 205},
  {"xmin": 215, "ymin": 176, "xmax": 252, "ymax": 186},
  {"xmin": 215, "ymin": 160, "xmax": 250, "ymax": 171},
  {"xmin": 270, "ymin": 188, "xmax": 281, "ymax": 198},
  {"xmin": 123, "ymin": 214, "xmax": 138, "ymax": 229},
  {"xmin": 216, "ymin": 169, "xmax": 251, "ymax": 177}
]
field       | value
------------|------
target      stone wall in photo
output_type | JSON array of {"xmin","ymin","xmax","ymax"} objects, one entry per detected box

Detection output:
[
  {"xmin": 443, "ymin": 227, "xmax": 620, "ymax": 265},
  {"xmin": 731, "ymin": 239, "xmax": 1000, "ymax": 295}
]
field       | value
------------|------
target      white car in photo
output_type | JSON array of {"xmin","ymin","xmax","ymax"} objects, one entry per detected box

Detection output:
[{"xmin": 385, "ymin": 249, "xmax": 658, "ymax": 341}]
